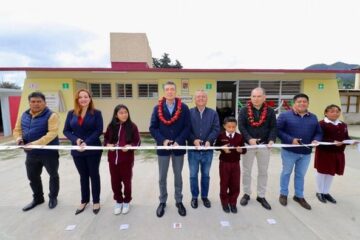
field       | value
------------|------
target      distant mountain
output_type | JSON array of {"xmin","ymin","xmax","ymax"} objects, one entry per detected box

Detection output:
[{"xmin": 305, "ymin": 62, "xmax": 360, "ymax": 89}]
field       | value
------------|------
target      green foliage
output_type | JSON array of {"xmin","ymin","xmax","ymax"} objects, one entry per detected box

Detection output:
[
  {"xmin": 0, "ymin": 81, "xmax": 21, "ymax": 89},
  {"xmin": 152, "ymin": 53, "xmax": 183, "ymax": 69}
]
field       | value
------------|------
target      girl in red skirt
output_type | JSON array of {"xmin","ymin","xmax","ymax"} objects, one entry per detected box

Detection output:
[
  {"xmin": 314, "ymin": 104, "xmax": 350, "ymax": 204},
  {"xmin": 104, "ymin": 104, "xmax": 140, "ymax": 214}
]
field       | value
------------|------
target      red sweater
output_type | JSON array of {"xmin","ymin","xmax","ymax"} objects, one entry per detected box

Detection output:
[
  {"xmin": 215, "ymin": 131, "xmax": 246, "ymax": 162},
  {"xmin": 104, "ymin": 122, "xmax": 141, "ymax": 164}
]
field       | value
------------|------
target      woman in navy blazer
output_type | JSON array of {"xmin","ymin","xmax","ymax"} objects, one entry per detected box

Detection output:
[{"xmin": 63, "ymin": 89, "xmax": 103, "ymax": 215}]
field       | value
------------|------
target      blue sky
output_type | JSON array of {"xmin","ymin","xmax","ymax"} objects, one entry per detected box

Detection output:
[{"xmin": 1, "ymin": 0, "xmax": 360, "ymax": 86}]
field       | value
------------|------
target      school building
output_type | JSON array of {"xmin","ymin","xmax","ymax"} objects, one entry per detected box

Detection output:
[{"xmin": 1, "ymin": 33, "xmax": 358, "ymax": 135}]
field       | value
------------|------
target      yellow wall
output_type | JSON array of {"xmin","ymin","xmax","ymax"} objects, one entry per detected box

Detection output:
[
  {"xmin": 18, "ymin": 75, "xmax": 341, "ymax": 137},
  {"xmin": 302, "ymin": 78, "xmax": 341, "ymax": 119},
  {"xmin": 19, "ymin": 78, "xmax": 75, "ymax": 138},
  {"xmin": 157, "ymin": 78, "xmax": 217, "ymax": 109},
  {"xmin": 89, "ymin": 79, "xmax": 158, "ymax": 133}
]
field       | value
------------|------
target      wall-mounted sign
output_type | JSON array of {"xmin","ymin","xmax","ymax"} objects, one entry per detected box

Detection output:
[
  {"xmin": 181, "ymin": 79, "xmax": 189, "ymax": 94},
  {"xmin": 318, "ymin": 83, "xmax": 324, "ymax": 90},
  {"xmin": 205, "ymin": 83, "xmax": 212, "ymax": 90},
  {"xmin": 180, "ymin": 95, "xmax": 193, "ymax": 103},
  {"xmin": 62, "ymin": 83, "xmax": 70, "ymax": 90},
  {"xmin": 29, "ymin": 83, "xmax": 38, "ymax": 89}
]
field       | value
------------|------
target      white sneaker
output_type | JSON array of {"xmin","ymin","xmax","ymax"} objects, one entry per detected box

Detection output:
[
  {"xmin": 114, "ymin": 203, "xmax": 122, "ymax": 215},
  {"xmin": 122, "ymin": 203, "xmax": 130, "ymax": 214}
]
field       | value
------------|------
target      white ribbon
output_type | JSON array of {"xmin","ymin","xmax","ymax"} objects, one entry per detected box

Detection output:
[{"xmin": 0, "ymin": 141, "xmax": 358, "ymax": 151}]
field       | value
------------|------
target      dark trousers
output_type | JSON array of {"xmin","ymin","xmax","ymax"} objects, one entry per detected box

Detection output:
[
  {"xmin": 25, "ymin": 153, "xmax": 59, "ymax": 201},
  {"xmin": 73, "ymin": 154, "xmax": 101, "ymax": 204},
  {"xmin": 219, "ymin": 161, "xmax": 240, "ymax": 206},
  {"xmin": 109, "ymin": 159, "xmax": 134, "ymax": 203}
]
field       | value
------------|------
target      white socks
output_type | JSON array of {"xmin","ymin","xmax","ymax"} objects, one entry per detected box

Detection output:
[{"xmin": 315, "ymin": 172, "xmax": 334, "ymax": 194}]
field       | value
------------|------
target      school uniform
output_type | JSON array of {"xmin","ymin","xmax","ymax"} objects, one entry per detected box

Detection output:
[
  {"xmin": 104, "ymin": 122, "xmax": 140, "ymax": 203},
  {"xmin": 215, "ymin": 131, "xmax": 247, "ymax": 206},
  {"xmin": 315, "ymin": 119, "xmax": 350, "ymax": 176}
]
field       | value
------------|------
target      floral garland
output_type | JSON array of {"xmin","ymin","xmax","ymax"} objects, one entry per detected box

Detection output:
[
  {"xmin": 247, "ymin": 100, "xmax": 268, "ymax": 127},
  {"xmin": 158, "ymin": 97, "xmax": 182, "ymax": 125}
]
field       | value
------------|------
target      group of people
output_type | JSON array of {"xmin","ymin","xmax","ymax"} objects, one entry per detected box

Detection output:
[{"xmin": 13, "ymin": 81, "xmax": 352, "ymax": 218}]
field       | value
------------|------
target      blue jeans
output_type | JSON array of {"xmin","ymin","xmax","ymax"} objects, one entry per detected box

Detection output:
[
  {"xmin": 188, "ymin": 150, "xmax": 213, "ymax": 198},
  {"xmin": 280, "ymin": 149, "xmax": 311, "ymax": 198}
]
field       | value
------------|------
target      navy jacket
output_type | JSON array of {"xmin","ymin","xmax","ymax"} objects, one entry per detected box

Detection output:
[
  {"xmin": 21, "ymin": 107, "xmax": 59, "ymax": 156},
  {"xmin": 277, "ymin": 110, "xmax": 322, "ymax": 154},
  {"xmin": 149, "ymin": 99, "xmax": 190, "ymax": 156},
  {"xmin": 63, "ymin": 109, "xmax": 103, "ymax": 157},
  {"xmin": 188, "ymin": 107, "xmax": 220, "ymax": 149}
]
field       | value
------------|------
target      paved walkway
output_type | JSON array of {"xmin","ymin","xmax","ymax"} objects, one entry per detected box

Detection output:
[{"xmin": 0, "ymin": 127, "xmax": 359, "ymax": 240}]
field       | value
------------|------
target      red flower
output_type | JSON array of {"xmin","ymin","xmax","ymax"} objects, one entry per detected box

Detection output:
[
  {"xmin": 247, "ymin": 100, "xmax": 268, "ymax": 127},
  {"xmin": 158, "ymin": 97, "xmax": 182, "ymax": 125}
]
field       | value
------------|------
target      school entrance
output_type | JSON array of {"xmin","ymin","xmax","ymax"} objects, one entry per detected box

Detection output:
[{"xmin": 216, "ymin": 80, "xmax": 301, "ymax": 124}]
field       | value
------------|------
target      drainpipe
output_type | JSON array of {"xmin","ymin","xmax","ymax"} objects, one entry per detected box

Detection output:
[{"xmin": 355, "ymin": 73, "xmax": 360, "ymax": 90}]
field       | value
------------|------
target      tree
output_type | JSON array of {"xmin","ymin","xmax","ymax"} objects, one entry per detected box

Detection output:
[
  {"xmin": 0, "ymin": 81, "xmax": 21, "ymax": 89},
  {"xmin": 152, "ymin": 53, "xmax": 183, "ymax": 69}
]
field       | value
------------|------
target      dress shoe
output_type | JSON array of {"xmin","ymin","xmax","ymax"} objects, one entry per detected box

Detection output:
[
  {"xmin": 202, "ymin": 198, "xmax": 211, "ymax": 208},
  {"xmin": 176, "ymin": 202, "xmax": 186, "ymax": 216},
  {"xmin": 222, "ymin": 204, "xmax": 230, "ymax": 213},
  {"xmin": 293, "ymin": 196, "xmax": 311, "ymax": 210},
  {"xmin": 75, "ymin": 202, "xmax": 88, "ymax": 215},
  {"xmin": 323, "ymin": 194, "xmax": 337, "ymax": 204},
  {"xmin": 48, "ymin": 198, "xmax": 58, "ymax": 209},
  {"xmin": 22, "ymin": 199, "xmax": 45, "ymax": 211},
  {"xmin": 230, "ymin": 205, "xmax": 237, "ymax": 213},
  {"xmin": 279, "ymin": 195, "xmax": 287, "ymax": 206},
  {"xmin": 316, "ymin": 193, "xmax": 327, "ymax": 203},
  {"xmin": 240, "ymin": 194, "xmax": 250, "ymax": 206},
  {"xmin": 93, "ymin": 204, "xmax": 101, "ymax": 215},
  {"xmin": 256, "ymin": 197, "xmax": 271, "ymax": 210},
  {"xmin": 191, "ymin": 198, "xmax": 198, "ymax": 209},
  {"xmin": 156, "ymin": 203, "xmax": 166, "ymax": 217}
]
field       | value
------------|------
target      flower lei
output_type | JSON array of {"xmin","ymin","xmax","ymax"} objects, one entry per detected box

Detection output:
[
  {"xmin": 158, "ymin": 97, "xmax": 182, "ymax": 125},
  {"xmin": 247, "ymin": 100, "xmax": 268, "ymax": 127}
]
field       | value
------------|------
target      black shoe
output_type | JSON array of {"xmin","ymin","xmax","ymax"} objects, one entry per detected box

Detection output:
[
  {"xmin": 279, "ymin": 195, "xmax": 288, "ymax": 206},
  {"xmin": 22, "ymin": 199, "xmax": 45, "ymax": 211},
  {"xmin": 176, "ymin": 202, "xmax": 186, "ymax": 216},
  {"xmin": 93, "ymin": 204, "xmax": 101, "ymax": 215},
  {"xmin": 156, "ymin": 203, "xmax": 166, "ymax": 217},
  {"xmin": 48, "ymin": 198, "xmax": 58, "ymax": 209},
  {"xmin": 240, "ymin": 194, "xmax": 250, "ymax": 206},
  {"xmin": 323, "ymin": 194, "xmax": 337, "ymax": 204},
  {"xmin": 191, "ymin": 198, "xmax": 198, "ymax": 209},
  {"xmin": 316, "ymin": 193, "xmax": 327, "ymax": 203},
  {"xmin": 293, "ymin": 196, "xmax": 311, "ymax": 210},
  {"xmin": 222, "ymin": 204, "xmax": 230, "ymax": 213},
  {"xmin": 256, "ymin": 197, "xmax": 271, "ymax": 210},
  {"xmin": 230, "ymin": 205, "xmax": 237, "ymax": 213},
  {"xmin": 75, "ymin": 202, "xmax": 88, "ymax": 215},
  {"xmin": 202, "ymin": 198, "xmax": 211, "ymax": 208}
]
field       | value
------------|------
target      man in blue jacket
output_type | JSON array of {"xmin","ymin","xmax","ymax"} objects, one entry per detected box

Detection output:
[
  {"xmin": 13, "ymin": 92, "xmax": 60, "ymax": 211},
  {"xmin": 149, "ymin": 81, "xmax": 190, "ymax": 217},
  {"xmin": 188, "ymin": 90, "xmax": 220, "ymax": 209},
  {"xmin": 277, "ymin": 93, "xmax": 322, "ymax": 210}
]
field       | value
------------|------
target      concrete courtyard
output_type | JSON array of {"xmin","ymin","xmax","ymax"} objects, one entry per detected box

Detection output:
[{"xmin": 0, "ymin": 126, "xmax": 359, "ymax": 240}]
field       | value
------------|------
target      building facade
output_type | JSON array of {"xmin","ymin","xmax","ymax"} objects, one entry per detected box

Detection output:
[{"xmin": 0, "ymin": 33, "xmax": 352, "ymax": 135}]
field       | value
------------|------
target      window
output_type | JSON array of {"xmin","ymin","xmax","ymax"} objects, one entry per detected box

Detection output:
[
  {"xmin": 90, "ymin": 83, "xmax": 112, "ymax": 98},
  {"xmin": 117, "ymin": 84, "xmax": 132, "ymax": 98},
  {"xmin": 138, "ymin": 84, "xmax": 158, "ymax": 98}
]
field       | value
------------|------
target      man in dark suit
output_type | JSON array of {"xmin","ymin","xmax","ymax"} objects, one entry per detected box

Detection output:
[{"xmin": 149, "ymin": 81, "xmax": 190, "ymax": 217}]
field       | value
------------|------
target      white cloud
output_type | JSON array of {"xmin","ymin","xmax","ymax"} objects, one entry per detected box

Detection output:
[{"xmin": 0, "ymin": 0, "xmax": 359, "ymax": 69}]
